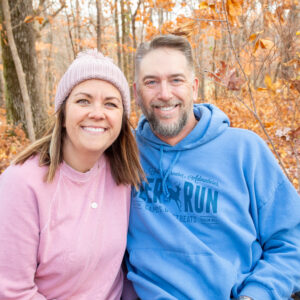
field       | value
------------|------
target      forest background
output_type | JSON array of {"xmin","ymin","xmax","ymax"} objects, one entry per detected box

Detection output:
[{"xmin": 0, "ymin": 0, "xmax": 299, "ymax": 192}]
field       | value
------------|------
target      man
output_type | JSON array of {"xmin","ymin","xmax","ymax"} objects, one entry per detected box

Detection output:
[{"xmin": 126, "ymin": 34, "xmax": 300, "ymax": 300}]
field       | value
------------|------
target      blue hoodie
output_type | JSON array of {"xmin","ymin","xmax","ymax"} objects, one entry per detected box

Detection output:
[{"xmin": 126, "ymin": 104, "xmax": 300, "ymax": 300}]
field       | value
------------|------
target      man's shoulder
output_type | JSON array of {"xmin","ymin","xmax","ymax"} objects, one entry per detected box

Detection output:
[
  {"xmin": 224, "ymin": 127, "xmax": 266, "ymax": 147},
  {"xmin": 226, "ymin": 126, "xmax": 260, "ymax": 138}
]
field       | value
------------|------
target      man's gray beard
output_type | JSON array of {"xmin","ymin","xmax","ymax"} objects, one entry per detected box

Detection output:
[{"xmin": 141, "ymin": 104, "xmax": 188, "ymax": 137}]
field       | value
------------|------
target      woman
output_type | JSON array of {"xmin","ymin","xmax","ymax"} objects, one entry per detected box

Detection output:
[{"xmin": 0, "ymin": 49, "xmax": 143, "ymax": 299}]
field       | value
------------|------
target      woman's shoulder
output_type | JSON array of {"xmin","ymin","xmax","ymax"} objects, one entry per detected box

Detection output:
[{"xmin": 1, "ymin": 155, "xmax": 48, "ymax": 184}]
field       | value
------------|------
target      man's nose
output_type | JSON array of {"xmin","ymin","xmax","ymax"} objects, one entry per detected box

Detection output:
[{"xmin": 158, "ymin": 81, "xmax": 172, "ymax": 101}]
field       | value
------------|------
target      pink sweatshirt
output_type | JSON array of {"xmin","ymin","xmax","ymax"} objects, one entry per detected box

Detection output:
[{"xmin": 0, "ymin": 155, "xmax": 131, "ymax": 299}]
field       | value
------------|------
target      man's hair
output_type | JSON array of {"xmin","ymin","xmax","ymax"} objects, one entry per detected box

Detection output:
[
  {"xmin": 13, "ymin": 102, "xmax": 144, "ymax": 189},
  {"xmin": 135, "ymin": 34, "xmax": 195, "ymax": 81}
]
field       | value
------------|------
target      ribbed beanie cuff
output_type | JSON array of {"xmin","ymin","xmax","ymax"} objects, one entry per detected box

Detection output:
[{"xmin": 54, "ymin": 49, "xmax": 130, "ymax": 115}]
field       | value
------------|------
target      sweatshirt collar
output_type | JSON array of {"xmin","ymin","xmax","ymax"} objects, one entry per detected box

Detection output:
[{"xmin": 60, "ymin": 155, "xmax": 106, "ymax": 182}]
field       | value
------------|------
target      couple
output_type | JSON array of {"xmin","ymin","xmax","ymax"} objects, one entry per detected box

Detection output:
[{"xmin": 0, "ymin": 35, "xmax": 299, "ymax": 300}]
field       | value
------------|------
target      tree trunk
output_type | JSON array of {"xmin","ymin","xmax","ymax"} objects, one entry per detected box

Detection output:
[
  {"xmin": 158, "ymin": 8, "xmax": 163, "ymax": 32},
  {"xmin": 114, "ymin": 0, "xmax": 122, "ymax": 68},
  {"xmin": 130, "ymin": 0, "xmax": 141, "ymax": 88},
  {"xmin": 0, "ymin": 70, "xmax": 4, "ymax": 108},
  {"xmin": 212, "ymin": 38, "xmax": 218, "ymax": 100},
  {"xmin": 65, "ymin": 7, "xmax": 76, "ymax": 59},
  {"xmin": 0, "ymin": 53, "xmax": 4, "ymax": 107},
  {"xmin": 198, "ymin": 40, "xmax": 205, "ymax": 100},
  {"xmin": 0, "ymin": 0, "xmax": 47, "ymax": 138},
  {"xmin": 75, "ymin": 0, "xmax": 82, "ymax": 52},
  {"xmin": 44, "ymin": 29, "xmax": 54, "ymax": 108},
  {"xmin": 131, "ymin": 0, "xmax": 141, "ymax": 50},
  {"xmin": 1, "ymin": 0, "xmax": 35, "ymax": 141},
  {"xmin": 280, "ymin": 4, "xmax": 297, "ymax": 81},
  {"xmin": 120, "ymin": 0, "xmax": 128, "ymax": 79},
  {"xmin": 96, "ymin": 0, "xmax": 102, "ymax": 52}
]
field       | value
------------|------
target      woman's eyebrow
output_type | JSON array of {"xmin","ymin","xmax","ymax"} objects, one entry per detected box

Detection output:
[
  {"xmin": 105, "ymin": 96, "xmax": 122, "ymax": 102},
  {"xmin": 72, "ymin": 92, "xmax": 93, "ymax": 98}
]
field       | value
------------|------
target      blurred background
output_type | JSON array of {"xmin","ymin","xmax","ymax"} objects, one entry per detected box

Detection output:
[{"xmin": 0, "ymin": 0, "xmax": 299, "ymax": 192}]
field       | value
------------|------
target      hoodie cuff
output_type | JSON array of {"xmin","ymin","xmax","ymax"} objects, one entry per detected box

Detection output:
[{"xmin": 238, "ymin": 282, "xmax": 273, "ymax": 300}]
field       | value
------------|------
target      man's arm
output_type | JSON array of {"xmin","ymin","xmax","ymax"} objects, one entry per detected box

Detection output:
[{"xmin": 239, "ymin": 157, "xmax": 300, "ymax": 300}]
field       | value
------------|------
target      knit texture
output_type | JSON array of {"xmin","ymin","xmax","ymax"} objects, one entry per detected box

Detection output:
[{"xmin": 55, "ymin": 49, "xmax": 130, "ymax": 115}]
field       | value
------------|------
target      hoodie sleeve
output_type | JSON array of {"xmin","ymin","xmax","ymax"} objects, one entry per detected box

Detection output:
[
  {"xmin": 0, "ymin": 165, "xmax": 47, "ymax": 300},
  {"xmin": 238, "ymin": 136, "xmax": 300, "ymax": 300}
]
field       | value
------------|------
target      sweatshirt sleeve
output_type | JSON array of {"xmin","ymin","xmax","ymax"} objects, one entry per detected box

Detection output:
[
  {"xmin": 0, "ymin": 165, "xmax": 46, "ymax": 299},
  {"xmin": 239, "ymin": 138, "xmax": 300, "ymax": 300}
]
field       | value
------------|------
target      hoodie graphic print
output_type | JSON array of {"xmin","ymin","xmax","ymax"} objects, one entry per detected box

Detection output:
[
  {"xmin": 132, "ymin": 104, "xmax": 228, "ymax": 225},
  {"xmin": 126, "ymin": 104, "xmax": 300, "ymax": 300}
]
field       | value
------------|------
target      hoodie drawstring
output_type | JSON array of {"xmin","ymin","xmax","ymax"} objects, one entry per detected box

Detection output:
[{"xmin": 159, "ymin": 145, "xmax": 181, "ymax": 198}]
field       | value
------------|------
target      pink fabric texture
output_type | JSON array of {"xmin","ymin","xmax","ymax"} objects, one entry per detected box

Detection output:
[
  {"xmin": 54, "ymin": 49, "xmax": 131, "ymax": 115},
  {"xmin": 0, "ymin": 155, "xmax": 131, "ymax": 299}
]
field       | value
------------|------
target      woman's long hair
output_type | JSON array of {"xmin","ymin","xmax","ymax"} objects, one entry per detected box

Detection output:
[{"xmin": 13, "ymin": 102, "xmax": 144, "ymax": 189}]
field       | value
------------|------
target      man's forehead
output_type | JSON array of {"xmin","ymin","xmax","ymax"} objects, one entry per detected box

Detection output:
[
  {"xmin": 139, "ymin": 47, "xmax": 191, "ymax": 77},
  {"xmin": 141, "ymin": 47, "xmax": 187, "ymax": 63}
]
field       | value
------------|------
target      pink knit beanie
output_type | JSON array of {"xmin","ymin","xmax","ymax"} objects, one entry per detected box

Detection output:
[{"xmin": 54, "ymin": 49, "xmax": 130, "ymax": 115}]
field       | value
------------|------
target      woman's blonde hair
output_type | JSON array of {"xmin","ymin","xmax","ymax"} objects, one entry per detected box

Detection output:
[{"xmin": 13, "ymin": 102, "xmax": 144, "ymax": 189}]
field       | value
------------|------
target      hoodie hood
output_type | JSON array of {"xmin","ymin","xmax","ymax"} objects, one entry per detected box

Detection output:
[
  {"xmin": 136, "ymin": 103, "xmax": 230, "ymax": 198},
  {"xmin": 136, "ymin": 103, "xmax": 230, "ymax": 151}
]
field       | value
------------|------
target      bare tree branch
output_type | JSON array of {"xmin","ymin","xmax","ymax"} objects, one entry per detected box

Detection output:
[
  {"xmin": 40, "ymin": 2, "xmax": 66, "ymax": 29},
  {"xmin": 221, "ymin": 0, "xmax": 292, "ymax": 182}
]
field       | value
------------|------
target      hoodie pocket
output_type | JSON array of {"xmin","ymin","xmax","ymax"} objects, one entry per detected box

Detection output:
[{"xmin": 128, "ymin": 248, "xmax": 237, "ymax": 300}]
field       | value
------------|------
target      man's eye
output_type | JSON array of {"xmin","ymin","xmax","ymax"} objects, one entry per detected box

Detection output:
[
  {"xmin": 76, "ymin": 99, "xmax": 89, "ymax": 104},
  {"xmin": 145, "ymin": 80, "xmax": 157, "ymax": 86},
  {"xmin": 172, "ymin": 78, "xmax": 183, "ymax": 84}
]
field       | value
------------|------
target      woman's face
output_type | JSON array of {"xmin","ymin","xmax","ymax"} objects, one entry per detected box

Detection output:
[{"xmin": 63, "ymin": 79, "xmax": 123, "ymax": 166}]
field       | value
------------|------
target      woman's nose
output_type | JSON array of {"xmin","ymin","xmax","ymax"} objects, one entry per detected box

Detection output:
[{"xmin": 88, "ymin": 104, "xmax": 105, "ymax": 119}]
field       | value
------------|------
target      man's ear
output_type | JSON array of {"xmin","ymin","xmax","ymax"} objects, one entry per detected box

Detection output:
[{"xmin": 192, "ymin": 77, "xmax": 199, "ymax": 102}]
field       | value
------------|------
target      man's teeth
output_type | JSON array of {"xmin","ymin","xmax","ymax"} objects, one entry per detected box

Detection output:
[
  {"xmin": 158, "ymin": 106, "xmax": 175, "ymax": 111},
  {"xmin": 83, "ymin": 127, "xmax": 105, "ymax": 132}
]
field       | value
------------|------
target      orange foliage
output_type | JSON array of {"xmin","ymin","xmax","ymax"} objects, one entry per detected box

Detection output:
[
  {"xmin": 155, "ymin": 0, "xmax": 175, "ymax": 10},
  {"xmin": 145, "ymin": 23, "xmax": 159, "ymax": 40},
  {"xmin": 161, "ymin": 21, "xmax": 175, "ymax": 35},
  {"xmin": 0, "ymin": 108, "xmax": 29, "ymax": 174},
  {"xmin": 206, "ymin": 88, "xmax": 299, "ymax": 190},
  {"xmin": 173, "ymin": 17, "xmax": 197, "ymax": 37},
  {"xmin": 1, "ymin": 0, "xmax": 298, "ymax": 194},
  {"xmin": 226, "ymin": 0, "xmax": 243, "ymax": 24}
]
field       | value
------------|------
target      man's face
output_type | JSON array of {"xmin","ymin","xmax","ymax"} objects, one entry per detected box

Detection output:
[{"xmin": 134, "ymin": 47, "xmax": 198, "ymax": 142}]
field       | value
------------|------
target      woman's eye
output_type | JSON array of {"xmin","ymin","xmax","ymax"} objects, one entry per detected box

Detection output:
[
  {"xmin": 76, "ymin": 99, "xmax": 89, "ymax": 105},
  {"xmin": 106, "ymin": 102, "xmax": 118, "ymax": 108}
]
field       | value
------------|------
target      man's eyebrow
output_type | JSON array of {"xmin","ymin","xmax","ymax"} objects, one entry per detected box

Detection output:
[
  {"xmin": 169, "ymin": 73, "xmax": 186, "ymax": 78},
  {"xmin": 142, "ymin": 75, "xmax": 157, "ymax": 81},
  {"xmin": 142, "ymin": 73, "xmax": 186, "ymax": 81}
]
